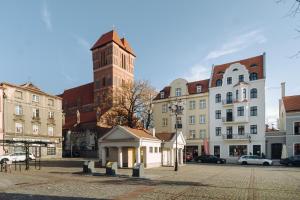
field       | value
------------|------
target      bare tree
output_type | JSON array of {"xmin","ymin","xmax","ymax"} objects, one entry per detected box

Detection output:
[{"xmin": 100, "ymin": 80, "xmax": 156, "ymax": 129}]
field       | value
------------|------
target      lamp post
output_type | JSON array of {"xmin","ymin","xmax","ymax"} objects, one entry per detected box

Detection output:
[
  {"xmin": 67, "ymin": 130, "xmax": 72, "ymax": 158},
  {"xmin": 168, "ymin": 99, "xmax": 184, "ymax": 171}
]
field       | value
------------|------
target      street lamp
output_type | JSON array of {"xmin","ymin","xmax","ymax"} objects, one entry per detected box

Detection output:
[
  {"xmin": 168, "ymin": 99, "xmax": 184, "ymax": 171},
  {"xmin": 67, "ymin": 130, "xmax": 72, "ymax": 158}
]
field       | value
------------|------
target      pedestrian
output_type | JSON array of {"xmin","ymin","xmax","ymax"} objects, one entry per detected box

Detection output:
[{"xmin": 4, "ymin": 159, "xmax": 12, "ymax": 173}]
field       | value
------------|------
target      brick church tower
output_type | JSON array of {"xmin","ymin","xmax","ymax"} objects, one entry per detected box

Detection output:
[{"xmin": 90, "ymin": 30, "xmax": 136, "ymax": 110}]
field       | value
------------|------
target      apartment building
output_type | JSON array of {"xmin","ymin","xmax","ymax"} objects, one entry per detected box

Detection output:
[
  {"xmin": 0, "ymin": 82, "xmax": 63, "ymax": 158},
  {"xmin": 209, "ymin": 54, "xmax": 266, "ymax": 161},
  {"xmin": 153, "ymin": 78, "xmax": 209, "ymax": 157}
]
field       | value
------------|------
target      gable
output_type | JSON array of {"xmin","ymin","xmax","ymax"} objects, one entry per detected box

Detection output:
[{"xmin": 103, "ymin": 127, "xmax": 136, "ymax": 140}]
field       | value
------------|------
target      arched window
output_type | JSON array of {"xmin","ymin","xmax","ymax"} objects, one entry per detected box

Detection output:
[
  {"xmin": 216, "ymin": 79, "xmax": 222, "ymax": 87},
  {"xmin": 249, "ymin": 73, "xmax": 258, "ymax": 81},
  {"xmin": 243, "ymin": 89, "xmax": 247, "ymax": 99},
  {"xmin": 215, "ymin": 94, "xmax": 221, "ymax": 103},
  {"xmin": 250, "ymin": 88, "xmax": 257, "ymax": 99},
  {"xmin": 226, "ymin": 92, "xmax": 233, "ymax": 104}
]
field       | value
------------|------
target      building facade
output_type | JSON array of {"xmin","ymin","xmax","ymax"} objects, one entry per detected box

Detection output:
[
  {"xmin": 0, "ymin": 82, "xmax": 63, "ymax": 158},
  {"xmin": 152, "ymin": 78, "xmax": 209, "ymax": 158},
  {"xmin": 209, "ymin": 54, "xmax": 266, "ymax": 162},
  {"xmin": 60, "ymin": 30, "xmax": 136, "ymax": 158},
  {"xmin": 278, "ymin": 83, "xmax": 300, "ymax": 157}
]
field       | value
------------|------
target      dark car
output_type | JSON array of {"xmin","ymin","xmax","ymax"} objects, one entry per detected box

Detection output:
[
  {"xmin": 195, "ymin": 155, "xmax": 226, "ymax": 164},
  {"xmin": 280, "ymin": 156, "xmax": 300, "ymax": 166}
]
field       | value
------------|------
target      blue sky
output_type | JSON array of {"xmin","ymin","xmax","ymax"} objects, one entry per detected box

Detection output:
[{"xmin": 0, "ymin": 0, "xmax": 300, "ymax": 125}]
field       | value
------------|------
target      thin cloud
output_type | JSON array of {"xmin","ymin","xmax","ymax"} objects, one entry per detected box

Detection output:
[
  {"xmin": 205, "ymin": 29, "xmax": 267, "ymax": 60},
  {"xmin": 73, "ymin": 35, "xmax": 91, "ymax": 51},
  {"xmin": 41, "ymin": 1, "xmax": 52, "ymax": 31},
  {"xmin": 184, "ymin": 63, "xmax": 211, "ymax": 82}
]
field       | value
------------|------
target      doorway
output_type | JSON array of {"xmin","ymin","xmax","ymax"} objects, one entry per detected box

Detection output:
[{"xmin": 271, "ymin": 143, "xmax": 282, "ymax": 159}]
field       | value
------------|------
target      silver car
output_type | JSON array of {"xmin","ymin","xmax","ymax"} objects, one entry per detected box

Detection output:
[
  {"xmin": 238, "ymin": 155, "xmax": 272, "ymax": 166},
  {"xmin": 0, "ymin": 152, "xmax": 36, "ymax": 163}
]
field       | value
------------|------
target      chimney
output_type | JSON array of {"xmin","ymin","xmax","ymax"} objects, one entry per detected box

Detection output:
[
  {"xmin": 281, "ymin": 82, "xmax": 286, "ymax": 98},
  {"xmin": 152, "ymin": 128, "xmax": 156, "ymax": 137}
]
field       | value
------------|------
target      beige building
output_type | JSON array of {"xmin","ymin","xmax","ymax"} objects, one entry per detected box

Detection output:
[
  {"xmin": 152, "ymin": 78, "xmax": 210, "ymax": 158},
  {"xmin": 0, "ymin": 82, "xmax": 63, "ymax": 158}
]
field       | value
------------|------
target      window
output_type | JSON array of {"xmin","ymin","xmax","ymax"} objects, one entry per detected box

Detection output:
[
  {"xmin": 226, "ymin": 92, "xmax": 233, "ymax": 104},
  {"xmin": 15, "ymin": 91, "xmax": 23, "ymax": 99},
  {"xmin": 238, "ymin": 126, "xmax": 245, "ymax": 135},
  {"xmin": 189, "ymin": 101, "xmax": 196, "ymax": 110},
  {"xmin": 229, "ymin": 145, "xmax": 247, "ymax": 157},
  {"xmin": 160, "ymin": 92, "xmax": 164, "ymax": 99},
  {"xmin": 102, "ymin": 77, "xmax": 106, "ymax": 86},
  {"xmin": 199, "ymin": 115, "xmax": 206, "ymax": 124},
  {"xmin": 294, "ymin": 144, "xmax": 300, "ymax": 155},
  {"xmin": 239, "ymin": 75, "xmax": 244, "ymax": 82},
  {"xmin": 32, "ymin": 124, "xmax": 39, "ymax": 135},
  {"xmin": 216, "ymin": 127, "xmax": 221, "ymax": 136},
  {"xmin": 226, "ymin": 126, "xmax": 233, "ymax": 135},
  {"xmin": 237, "ymin": 106, "xmax": 244, "ymax": 116},
  {"xmin": 196, "ymin": 85, "xmax": 202, "ymax": 93},
  {"xmin": 15, "ymin": 123, "xmax": 23, "ymax": 134},
  {"xmin": 243, "ymin": 88, "xmax": 247, "ymax": 99},
  {"xmin": 199, "ymin": 100, "xmax": 206, "ymax": 109},
  {"xmin": 249, "ymin": 73, "xmax": 258, "ymax": 81},
  {"xmin": 32, "ymin": 94, "xmax": 39, "ymax": 103},
  {"xmin": 149, "ymin": 147, "xmax": 153, "ymax": 153},
  {"xmin": 215, "ymin": 110, "xmax": 221, "ymax": 119},
  {"xmin": 215, "ymin": 94, "xmax": 221, "ymax": 103},
  {"xmin": 216, "ymin": 79, "xmax": 222, "ymax": 87},
  {"xmin": 236, "ymin": 90, "xmax": 239, "ymax": 101},
  {"xmin": 189, "ymin": 116, "xmax": 195, "ymax": 124},
  {"xmin": 250, "ymin": 64, "xmax": 258, "ymax": 68},
  {"xmin": 15, "ymin": 105, "xmax": 23, "ymax": 115},
  {"xmin": 189, "ymin": 130, "xmax": 196, "ymax": 139},
  {"xmin": 250, "ymin": 125, "xmax": 257, "ymax": 134},
  {"xmin": 250, "ymin": 106, "xmax": 257, "ymax": 116},
  {"xmin": 32, "ymin": 108, "xmax": 40, "ymax": 119},
  {"xmin": 175, "ymin": 88, "xmax": 182, "ymax": 97},
  {"xmin": 162, "ymin": 118, "xmax": 168, "ymax": 127},
  {"xmin": 294, "ymin": 122, "xmax": 300, "ymax": 135},
  {"xmin": 47, "ymin": 147, "xmax": 56, "ymax": 155},
  {"xmin": 154, "ymin": 147, "xmax": 158, "ymax": 153},
  {"xmin": 199, "ymin": 130, "xmax": 206, "ymax": 139},
  {"xmin": 95, "ymin": 80, "xmax": 100, "ymax": 89},
  {"xmin": 162, "ymin": 104, "xmax": 168, "ymax": 113},
  {"xmin": 48, "ymin": 111, "xmax": 55, "ymax": 119},
  {"xmin": 233, "ymin": 68, "xmax": 238, "ymax": 71},
  {"xmin": 48, "ymin": 99, "xmax": 54, "ymax": 106},
  {"xmin": 250, "ymin": 88, "xmax": 257, "ymax": 99},
  {"xmin": 227, "ymin": 77, "xmax": 232, "ymax": 85},
  {"xmin": 48, "ymin": 126, "xmax": 54, "ymax": 136}
]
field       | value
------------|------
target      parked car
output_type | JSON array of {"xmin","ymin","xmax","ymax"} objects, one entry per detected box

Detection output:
[
  {"xmin": 0, "ymin": 152, "xmax": 35, "ymax": 163},
  {"xmin": 280, "ymin": 156, "xmax": 300, "ymax": 166},
  {"xmin": 238, "ymin": 155, "xmax": 272, "ymax": 166},
  {"xmin": 195, "ymin": 155, "xmax": 226, "ymax": 164}
]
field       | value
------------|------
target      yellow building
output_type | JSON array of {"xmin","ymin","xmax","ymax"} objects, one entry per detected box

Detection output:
[{"xmin": 152, "ymin": 78, "xmax": 209, "ymax": 157}]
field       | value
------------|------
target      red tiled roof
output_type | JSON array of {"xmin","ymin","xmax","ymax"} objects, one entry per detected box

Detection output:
[
  {"xmin": 154, "ymin": 86, "xmax": 171, "ymax": 100},
  {"xmin": 90, "ymin": 30, "xmax": 135, "ymax": 56},
  {"xmin": 283, "ymin": 95, "xmax": 300, "ymax": 113},
  {"xmin": 187, "ymin": 79, "xmax": 209, "ymax": 94},
  {"xmin": 211, "ymin": 55, "xmax": 264, "ymax": 87},
  {"xmin": 64, "ymin": 111, "xmax": 97, "ymax": 130},
  {"xmin": 123, "ymin": 126, "xmax": 158, "ymax": 140},
  {"xmin": 61, "ymin": 82, "xmax": 94, "ymax": 108},
  {"xmin": 155, "ymin": 132, "xmax": 175, "ymax": 142}
]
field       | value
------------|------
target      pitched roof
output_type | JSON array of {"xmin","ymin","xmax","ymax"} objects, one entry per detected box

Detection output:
[
  {"xmin": 283, "ymin": 95, "xmax": 300, "ymax": 113},
  {"xmin": 154, "ymin": 86, "xmax": 171, "ymax": 100},
  {"xmin": 211, "ymin": 54, "xmax": 264, "ymax": 87},
  {"xmin": 155, "ymin": 132, "xmax": 175, "ymax": 142},
  {"xmin": 187, "ymin": 79, "xmax": 209, "ymax": 94},
  {"xmin": 61, "ymin": 82, "xmax": 94, "ymax": 108},
  {"xmin": 90, "ymin": 30, "xmax": 135, "ymax": 56},
  {"xmin": 122, "ymin": 126, "xmax": 159, "ymax": 140}
]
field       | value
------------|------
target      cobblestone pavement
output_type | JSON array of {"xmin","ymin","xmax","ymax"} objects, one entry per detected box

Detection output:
[{"xmin": 0, "ymin": 161, "xmax": 299, "ymax": 200}]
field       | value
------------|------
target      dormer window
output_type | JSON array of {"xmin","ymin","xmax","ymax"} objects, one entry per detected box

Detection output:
[
  {"xmin": 160, "ymin": 92, "xmax": 165, "ymax": 99},
  {"xmin": 250, "ymin": 64, "xmax": 258, "ymax": 67},
  {"xmin": 175, "ymin": 88, "xmax": 182, "ymax": 97},
  {"xmin": 216, "ymin": 79, "xmax": 222, "ymax": 87},
  {"xmin": 196, "ymin": 85, "xmax": 202, "ymax": 93},
  {"xmin": 249, "ymin": 72, "xmax": 258, "ymax": 81}
]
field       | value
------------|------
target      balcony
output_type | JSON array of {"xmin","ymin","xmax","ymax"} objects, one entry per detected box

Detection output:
[
  {"xmin": 175, "ymin": 124, "xmax": 182, "ymax": 129},
  {"xmin": 13, "ymin": 114, "xmax": 24, "ymax": 121},
  {"xmin": 47, "ymin": 118, "xmax": 56, "ymax": 125},
  {"xmin": 222, "ymin": 133, "xmax": 250, "ymax": 141},
  {"xmin": 222, "ymin": 116, "xmax": 234, "ymax": 123},
  {"xmin": 222, "ymin": 99, "xmax": 234, "ymax": 106},
  {"xmin": 32, "ymin": 116, "xmax": 41, "ymax": 122}
]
